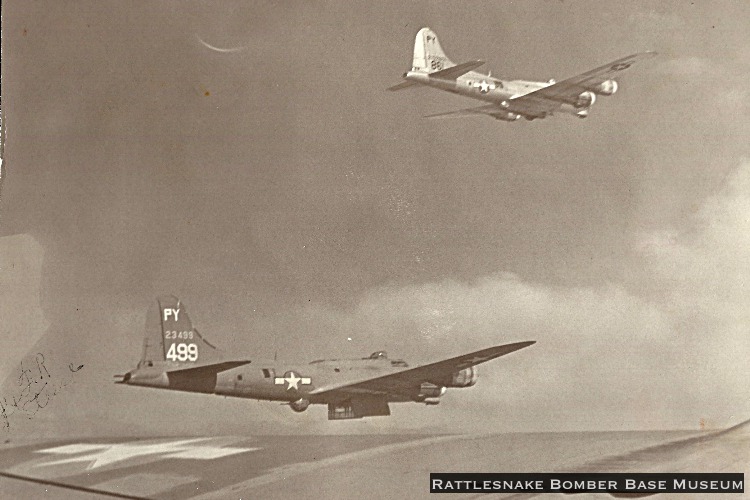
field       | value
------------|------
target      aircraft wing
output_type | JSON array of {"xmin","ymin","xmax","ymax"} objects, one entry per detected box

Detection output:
[
  {"xmin": 424, "ymin": 104, "xmax": 503, "ymax": 119},
  {"xmin": 504, "ymin": 51, "xmax": 657, "ymax": 118},
  {"xmin": 500, "ymin": 419, "xmax": 750, "ymax": 499},
  {"xmin": 309, "ymin": 340, "xmax": 535, "ymax": 397}
]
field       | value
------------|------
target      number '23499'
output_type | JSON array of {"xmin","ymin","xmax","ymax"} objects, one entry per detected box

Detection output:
[{"xmin": 165, "ymin": 330, "xmax": 194, "ymax": 340}]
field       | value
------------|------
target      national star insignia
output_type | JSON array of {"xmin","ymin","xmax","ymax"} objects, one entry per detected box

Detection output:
[
  {"xmin": 275, "ymin": 372, "xmax": 312, "ymax": 390},
  {"xmin": 473, "ymin": 80, "xmax": 496, "ymax": 93},
  {"xmin": 35, "ymin": 438, "xmax": 257, "ymax": 470}
]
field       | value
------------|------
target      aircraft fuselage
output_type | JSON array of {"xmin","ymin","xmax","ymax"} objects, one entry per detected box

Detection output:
[
  {"xmin": 125, "ymin": 355, "xmax": 422, "ymax": 406},
  {"xmin": 120, "ymin": 296, "xmax": 530, "ymax": 419},
  {"xmin": 404, "ymin": 70, "xmax": 589, "ymax": 119}
]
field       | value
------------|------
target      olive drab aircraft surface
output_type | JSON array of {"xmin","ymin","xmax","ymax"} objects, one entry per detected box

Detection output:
[
  {"xmin": 388, "ymin": 27, "xmax": 656, "ymax": 121},
  {"xmin": 116, "ymin": 296, "xmax": 535, "ymax": 420}
]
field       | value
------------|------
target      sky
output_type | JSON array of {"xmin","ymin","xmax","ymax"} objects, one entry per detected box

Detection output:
[{"xmin": 1, "ymin": 0, "xmax": 749, "ymax": 438}]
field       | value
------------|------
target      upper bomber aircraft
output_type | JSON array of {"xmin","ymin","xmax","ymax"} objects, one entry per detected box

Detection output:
[
  {"xmin": 388, "ymin": 27, "xmax": 656, "ymax": 121},
  {"xmin": 116, "ymin": 296, "xmax": 535, "ymax": 420}
]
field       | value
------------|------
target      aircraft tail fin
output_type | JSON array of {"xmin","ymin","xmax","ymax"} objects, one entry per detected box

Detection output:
[
  {"xmin": 139, "ymin": 295, "xmax": 222, "ymax": 368},
  {"xmin": 412, "ymin": 27, "xmax": 455, "ymax": 73}
]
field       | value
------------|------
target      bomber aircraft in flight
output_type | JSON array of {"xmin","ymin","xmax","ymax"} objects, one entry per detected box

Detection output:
[
  {"xmin": 116, "ymin": 296, "xmax": 535, "ymax": 420},
  {"xmin": 388, "ymin": 27, "xmax": 656, "ymax": 121}
]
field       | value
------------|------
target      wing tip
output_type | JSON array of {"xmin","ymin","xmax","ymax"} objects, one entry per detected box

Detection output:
[
  {"xmin": 501, "ymin": 340, "xmax": 536, "ymax": 353},
  {"xmin": 491, "ymin": 340, "xmax": 536, "ymax": 354}
]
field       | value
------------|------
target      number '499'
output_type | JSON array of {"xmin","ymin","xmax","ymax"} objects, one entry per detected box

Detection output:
[{"xmin": 166, "ymin": 343, "xmax": 198, "ymax": 362}]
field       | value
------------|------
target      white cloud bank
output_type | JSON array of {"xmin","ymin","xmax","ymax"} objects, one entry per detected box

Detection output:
[{"xmin": 285, "ymin": 160, "xmax": 750, "ymax": 432}]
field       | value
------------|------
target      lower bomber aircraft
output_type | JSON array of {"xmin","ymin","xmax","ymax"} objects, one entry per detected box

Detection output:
[
  {"xmin": 116, "ymin": 296, "xmax": 535, "ymax": 420},
  {"xmin": 388, "ymin": 27, "xmax": 656, "ymax": 121}
]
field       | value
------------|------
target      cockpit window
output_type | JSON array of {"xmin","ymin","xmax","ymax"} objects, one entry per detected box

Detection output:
[{"xmin": 368, "ymin": 351, "xmax": 388, "ymax": 360}]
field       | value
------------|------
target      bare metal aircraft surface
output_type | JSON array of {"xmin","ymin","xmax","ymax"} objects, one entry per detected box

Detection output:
[
  {"xmin": 389, "ymin": 27, "xmax": 656, "ymax": 121},
  {"xmin": 115, "ymin": 296, "xmax": 535, "ymax": 420}
]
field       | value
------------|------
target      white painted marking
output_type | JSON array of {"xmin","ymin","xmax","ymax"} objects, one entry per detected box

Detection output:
[
  {"xmin": 285, "ymin": 372, "xmax": 301, "ymax": 390},
  {"xmin": 473, "ymin": 80, "xmax": 496, "ymax": 93},
  {"xmin": 36, "ymin": 438, "xmax": 257, "ymax": 470},
  {"xmin": 273, "ymin": 372, "xmax": 312, "ymax": 390},
  {"xmin": 163, "ymin": 308, "xmax": 180, "ymax": 322},
  {"xmin": 166, "ymin": 343, "xmax": 198, "ymax": 362}
]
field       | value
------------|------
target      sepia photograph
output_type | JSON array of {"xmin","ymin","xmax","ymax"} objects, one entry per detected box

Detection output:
[{"xmin": 0, "ymin": 1, "xmax": 748, "ymax": 498}]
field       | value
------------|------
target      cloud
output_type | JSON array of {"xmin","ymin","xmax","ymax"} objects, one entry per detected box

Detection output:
[
  {"xmin": 657, "ymin": 56, "xmax": 715, "ymax": 77},
  {"xmin": 653, "ymin": 57, "xmax": 748, "ymax": 113},
  {"xmin": 6, "ymin": 157, "xmax": 750, "ymax": 435},
  {"xmin": 288, "ymin": 270, "xmax": 678, "ymax": 432},
  {"xmin": 636, "ymin": 160, "xmax": 750, "ymax": 413},
  {"xmin": 626, "ymin": 10, "xmax": 687, "ymax": 32},
  {"xmin": 275, "ymin": 161, "xmax": 750, "ymax": 432}
]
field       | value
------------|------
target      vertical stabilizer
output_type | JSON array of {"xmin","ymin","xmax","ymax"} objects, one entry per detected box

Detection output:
[
  {"xmin": 412, "ymin": 27, "xmax": 455, "ymax": 73},
  {"xmin": 139, "ymin": 295, "xmax": 221, "ymax": 367}
]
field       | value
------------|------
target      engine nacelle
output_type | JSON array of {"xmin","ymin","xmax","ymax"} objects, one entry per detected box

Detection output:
[
  {"xmin": 587, "ymin": 79, "xmax": 618, "ymax": 96},
  {"xmin": 447, "ymin": 366, "xmax": 478, "ymax": 387},
  {"xmin": 494, "ymin": 111, "xmax": 521, "ymax": 122},
  {"xmin": 290, "ymin": 398, "xmax": 310, "ymax": 412},
  {"xmin": 574, "ymin": 91, "xmax": 596, "ymax": 109},
  {"xmin": 419, "ymin": 382, "xmax": 447, "ymax": 399},
  {"xmin": 553, "ymin": 91, "xmax": 596, "ymax": 109}
]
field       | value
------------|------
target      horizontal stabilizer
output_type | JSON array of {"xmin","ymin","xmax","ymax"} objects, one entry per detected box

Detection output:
[
  {"xmin": 387, "ymin": 80, "xmax": 417, "ymax": 91},
  {"xmin": 428, "ymin": 60, "xmax": 485, "ymax": 80},
  {"xmin": 166, "ymin": 360, "xmax": 251, "ymax": 376}
]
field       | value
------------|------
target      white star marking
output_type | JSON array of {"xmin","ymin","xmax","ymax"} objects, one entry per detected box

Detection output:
[
  {"xmin": 35, "ymin": 438, "xmax": 258, "ymax": 470},
  {"xmin": 274, "ymin": 372, "xmax": 312, "ymax": 390},
  {"xmin": 473, "ymin": 80, "xmax": 496, "ymax": 93}
]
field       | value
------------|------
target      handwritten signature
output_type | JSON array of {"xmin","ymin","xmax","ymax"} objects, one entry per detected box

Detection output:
[{"xmin": 0, "ymin": 353, "xmax": 83, "ymax": 431}]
